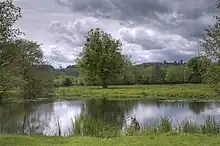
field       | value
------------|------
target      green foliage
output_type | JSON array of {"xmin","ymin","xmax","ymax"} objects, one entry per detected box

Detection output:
[
  {"xmin": 198, "ymin": 1, "xmax": 220, "ymax": 94},
  {"xmin": 1, "ymin": 134, "xmax": 220, "ymax": 146},
  {"xmin": 185, "ymin": 56, "xmax": 210, "ymax": 83},
  {"xmin": 200, "ymin": 116, "xmax": 220, "ymax": 134},
  {"xmin": 181, "ymin": 119, "xmax": 200, "ymax": 133},
  {"xmin": 0, "ymin": 1, "xmax": 54, "ymax": 100},
  {"xmin": 56, "ymin": 84, "xmax": 213, "ymax": 100},
  {"xmin": 10, "ymin": 40, "xmax": 55, "ymax": 99},
  {"xmin": 74, "ymin": 116, "xmax": 120, "ymax": 138},
  {"xmin": 158, "ymin": 117, "xmax": 172, "ymax": 133},
  {"xmin": 0, "ymin": 0, "xmax": 22, "ymax": 42},
  {"xmin": 0, "ymin": 66, "xmax": 23, "ymax": 100},
  {"xmin": 0, "ymin": 1, "xmax": 23, "ymax": 99},
  {"xmin": 62, "ymin": 77, "xmax": 73, "ymax": 87},
  {"xmin": 22, "ymin": 65, "xmax": 55, "ymax": 99},
  {"xmin": 76, "ymin": 28, "xmax": 126, "ymax": 88},
  {"xmin": 55, "ymin": 57, "xmax": 211, "ymax": 86},
  {"xmin": 54, "ymin": 75, "xmax": 77, "ymax": 87},
  {"xmin": 165, "ymin": 66, "xmax": 185, "ymax": 83},
  {"xmin": 72, "ymin": 115, "xmax": 220, "ymax": 138},
  {"xmin": 205, "ymin": 62, "xmax": 220, "ymax": 93}
]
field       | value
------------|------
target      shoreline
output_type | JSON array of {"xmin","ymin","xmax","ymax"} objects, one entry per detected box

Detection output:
[{"xmin": 1, "ymin": 84, "xmax": 220, "ymax": 103}]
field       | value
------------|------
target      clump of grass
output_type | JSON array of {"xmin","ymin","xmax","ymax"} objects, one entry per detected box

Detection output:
[
  {"xmin": 123, "ymin": 117, "xmax": 172, "ymax": 136},
  {"xmin": 158, "ymin": 117, "xmax": 172, "ymax": 132},
  {"xmin": 200, "ymin": 116, "xmax": 220, "ymax": 134},
  {"xmin": 181, "ymin": 119, "xmax": 200, "ymax": 133},
  {"xmin": 70, "ymin": 115, "xmax": 220, "ymax": 138},
  {"xmin": 124, "ymin": 116, "xmax": 220, "ymax": 136},
  {"xmin": 73, "ymin": 116, "xmax": 120, "ymax": 138}
]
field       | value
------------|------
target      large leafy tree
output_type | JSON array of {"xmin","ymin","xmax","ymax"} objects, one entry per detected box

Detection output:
[
  {"xmin": 185, "ymin": 56, "xmax": 210, "ymax": 83},
  {"xmin": 199, "ymin": 0, "xmax": 220, "ymax": 93},
  {"xmin": 0, "ymin": 0, "xmax": 22, "ymax": 42},
  {"xmin": 0, "ymin": 0, "xmax": 54, "ymax": 99},
  {"xmin": 0, "ymin": 0, "xmax": 22, "ymax": 68},
  {"xmin": 165, "ymin": 66, "xmax": 185, "ymax": 84},
  {"xmin": 76, "ymin": 28, "xmax": 125, "ymax": 88},
  {"xmin": 14, "ymin": 39, "xmax": 54, "ymax": 99},
  {"xmin": 0, "ymin": 0, "xmax": 23, "ymax": 99}
]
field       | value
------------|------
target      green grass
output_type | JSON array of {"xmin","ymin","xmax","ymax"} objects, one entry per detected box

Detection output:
[
  {"xmin": 2, "ymin": 116, "xmax": 220, "ymax": 145},
  {"xmin": 1, "ymin": 133, "xmax": 220, "ymax": 146},
  {"xmin": 1, "ymin": 84, "xmax": 217, "ymax": 102},
  {"xmin": 56, "ymin": 84, "xmax": 216, "ymax": 100},
  {"xmin": 72, "ymin": 116, "xmax": 220, "ymax": 138}
]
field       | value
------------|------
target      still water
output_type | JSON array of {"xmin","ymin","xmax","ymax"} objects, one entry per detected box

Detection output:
[{"xmin": 0, "ymin": 99, "xmax": 220, "ymax": 136}]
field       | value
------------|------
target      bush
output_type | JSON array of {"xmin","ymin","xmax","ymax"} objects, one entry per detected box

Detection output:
[{"xmin": 62, "ymin": 77, "xmax": 72, "ymax": 87}]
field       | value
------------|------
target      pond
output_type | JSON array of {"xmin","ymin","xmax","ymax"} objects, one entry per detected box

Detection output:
[{"xmin": 0, "ymin": 98, "xmax": 220, "ymax": 136}]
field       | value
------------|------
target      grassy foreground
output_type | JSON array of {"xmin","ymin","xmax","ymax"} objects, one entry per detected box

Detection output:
[
  {"xmin": 56, "ymin": 84, "xmax": 215, "ymax": 100},
  {"xmin": 1, "ymin": 134, "xmax": 220, "ymax": 146}
]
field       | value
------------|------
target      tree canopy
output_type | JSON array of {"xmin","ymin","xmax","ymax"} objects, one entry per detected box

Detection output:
[
  {"xmin": 0, "ymin": 0, "xmax": 54, "ymax": 100},
  {"xmin": 76, "ymin": 28, "xmax": 126, "ymax": 88},
  {"xmin": 199, "ymin": 0, "xmax": 220, "ymax": 93}
]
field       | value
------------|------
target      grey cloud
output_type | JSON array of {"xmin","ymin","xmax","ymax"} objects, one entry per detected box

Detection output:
[
  {"xmin": 56, "ymin": 0, "xmax": 216, "ymax": 39},
  {"xmin": 49, "ymin": 0, "xmax": 217, "ymax": 64},
  {"xmin": 120, "ymin": 28, "xmax": 164, "ymax": 50},
  {"xmin": 172, "ymin": 0, "xmax": 216, "ymax": 19},
  {"xmin": 56, "ymin": 0, "xmax": 217, "ymax": 21},
  {"xmin": 46, "ymin": 49, "xmax": 72, "ymax": 63},
  {"xmin": 56, "ymin": 0, "xmax": 170, "ymax": 21},
  {"xmin": 160, "ymin": 49, "xmax": 197, "ymax": 62},
  {"xmin": 158, "ymin": 13, "xmax": 216, "ymax": 39},
  {"xmin": 49, "ymin": 18, "xmax": 107, "ymax": 48}
]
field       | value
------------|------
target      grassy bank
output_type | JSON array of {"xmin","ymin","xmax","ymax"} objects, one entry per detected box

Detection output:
[
  {"xmin": 1, "ymin": 84, "xmax": 217, "ymax": 102},
  {"xmin": 56, "ymin": 84, "xmax": 215, "ymax": 100},
  {"xmin": 1, "ymin": 134, "xmax": 220, "ymax": 146}
]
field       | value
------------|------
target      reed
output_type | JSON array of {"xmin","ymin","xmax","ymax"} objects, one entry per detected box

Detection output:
[{"xmin": 71, "ymin": 116, "xmax": 220, "ymax": 137}]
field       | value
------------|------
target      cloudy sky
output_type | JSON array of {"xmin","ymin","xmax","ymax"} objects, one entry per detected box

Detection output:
[{"xmin": 14, "ymin": 0, "xmax": 217, "ymax": 67}]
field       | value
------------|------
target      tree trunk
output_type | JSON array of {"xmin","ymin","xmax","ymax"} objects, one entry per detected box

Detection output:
[
  {"xmin": 102, "ymin": 84, "xmax": 108, "ymax": 88},
  {"xmin": 101, "ymin": 80, "xmax": 108, "ymax": 88}
]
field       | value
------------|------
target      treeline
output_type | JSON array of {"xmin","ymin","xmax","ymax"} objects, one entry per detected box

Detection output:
[{"xmin": 53, "ymin": 56, "xmax": 208, "ymax": 86}]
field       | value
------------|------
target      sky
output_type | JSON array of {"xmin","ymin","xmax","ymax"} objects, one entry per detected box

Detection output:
[{"xmin": 14, "ymin": 0, "xmax": 217, "ymax": 67}]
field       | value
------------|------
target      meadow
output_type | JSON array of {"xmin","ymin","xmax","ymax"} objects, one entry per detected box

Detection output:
[
  {"xmin": 1, "ymin": 134, "xmax": 220, "ymax": 146},
  {"xmin": 1, "ymin": 84, "xmax": 217, "ymax": 103},
  {"xmin": 56, "ymin": 84, "xmax": 215, "ymax": 100}
]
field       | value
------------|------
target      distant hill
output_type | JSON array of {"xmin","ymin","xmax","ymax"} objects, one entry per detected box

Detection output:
[
  {"xmin": 38, "ymin": 60, "xmax": 187, "ymax": 77},
  {"xmin": 135, "ymin": 60, "xmax": 186, "ymax": 68}
]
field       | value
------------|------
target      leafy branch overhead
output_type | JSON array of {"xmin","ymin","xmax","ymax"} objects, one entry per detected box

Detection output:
[{"xmin": 0, "ymin": 0, "xmax": 54, "ymax": 100}]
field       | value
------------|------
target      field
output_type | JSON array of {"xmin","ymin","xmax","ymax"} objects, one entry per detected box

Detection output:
[
  {"xmin": 1, "ymin": 84, "xmax": 217, "ymax": 102},
  {"xmin": 56, "ymin": 84, "xmax": 215, "ymax": 100},
  {"xmin": 1, "ymin": 134, "xmax": 220, "ymax": 146}
]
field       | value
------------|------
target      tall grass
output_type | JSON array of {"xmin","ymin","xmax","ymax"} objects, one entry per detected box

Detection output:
[
  {"xmin": 201, "ymin": 116, "xmax": 220, "ymax": 134},
  {"xmin": 180, "ymin": 119, "xmax": 200, "ymax": 133},
  {"xmin": 123, "ymin": 116, "xmax": 220, "ymax": 136},
  {"xmin": 39, "ymin": 115, "xmax": 220, "ymax": 137},
  {"xmin": 10, "ymin": 115, "xmax": 220, "ymax": 137},
  {"xmin": 71, "ymin": 116, "xmax": 220, "ymax": 137},
  {"xmin": 73, "ymin": 116, "xmax": 120, "ymax": 138}
]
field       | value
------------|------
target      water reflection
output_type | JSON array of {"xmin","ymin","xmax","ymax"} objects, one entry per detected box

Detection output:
[
  {"xmin": 1, "ymin": 99, "xmax": 220, "ymax": 136},
  {"xmin": 43, "ymin": 101, "xmax": 83, "ymax": 136},
  {"xmin": 124, "ymin": 101, "xmax": 218, "ymax": 129}
]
